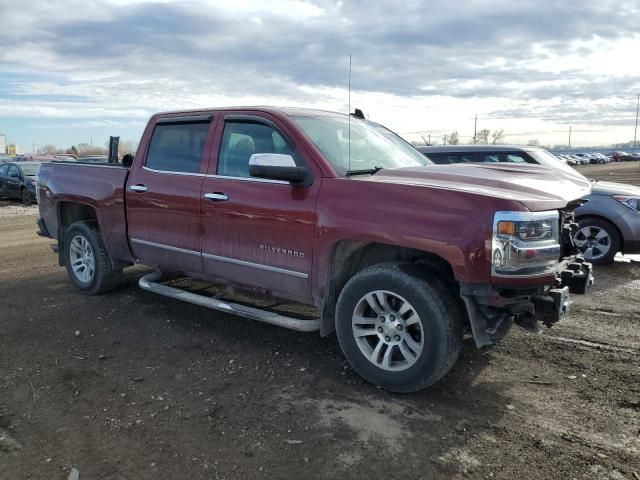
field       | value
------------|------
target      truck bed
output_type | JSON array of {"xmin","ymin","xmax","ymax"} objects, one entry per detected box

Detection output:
[{"xmin": 37, "ymin": 162, "xmax": 134, "ymax": 263}]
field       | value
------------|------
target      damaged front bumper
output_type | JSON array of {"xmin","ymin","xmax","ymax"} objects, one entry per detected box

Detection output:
[{"xmin": 461, "ymin": 257, "xmax": 593, "ymax": 347}]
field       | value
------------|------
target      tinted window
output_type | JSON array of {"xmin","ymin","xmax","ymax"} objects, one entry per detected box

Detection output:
[
  {"xmin": 477, "ymin": 152, "xmax": 532, "ymax": 163},
  {"xmin": 426, "ymin": 153, "xmax": 476, "ymax": 164},
  {"xmin": 146, "ymin": 122, "xmax": 209, "ymax": 173},
  {"xmin": 0, "ymin": 164, "xmax": 8, "ymax": 175},
  {"xmin": 8, "ymin": 165, "xmax": 20, "ymax": 177},
  {"xmin": 217, "ymin": 121, "xmax": 295, "ymax": 177}
]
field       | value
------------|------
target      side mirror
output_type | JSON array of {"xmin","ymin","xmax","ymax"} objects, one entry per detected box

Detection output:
[{"xmin": 249, "ymin": 154, "xmax": 309, "ymax": 184}]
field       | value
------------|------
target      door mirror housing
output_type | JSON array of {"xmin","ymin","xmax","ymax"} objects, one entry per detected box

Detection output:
[{"xmin": 249, "ymin": 154, "xmax": 310, "ymax": 184}]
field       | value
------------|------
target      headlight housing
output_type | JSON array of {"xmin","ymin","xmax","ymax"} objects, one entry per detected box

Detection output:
[
  {"xmin": 492, "ymin": 211, "xmax": 561, "ymax": 276},
  {"xmin": 613, "ymin": 195, "xmax": 640, "ymax": 212}
]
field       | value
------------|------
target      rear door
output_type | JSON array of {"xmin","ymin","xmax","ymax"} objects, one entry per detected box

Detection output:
[
  {"xmin": 199, "ymin": 112, "xmax": 320, "ymax": 301},
  {"xmin": 126, "ymin": 114, "xmax": 215, "ymax": 273}
]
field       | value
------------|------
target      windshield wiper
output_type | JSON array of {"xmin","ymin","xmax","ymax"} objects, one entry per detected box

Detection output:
[{"xmin": 346, "ymin": 166, "xmax": 384, "ymax": 177}]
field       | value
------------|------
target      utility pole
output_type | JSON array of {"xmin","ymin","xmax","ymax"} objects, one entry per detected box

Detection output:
[
  {"xmin": 473, "ymin": 114, "xmax": 477, "ymax": 144},
  {"xmin": 568, "ymin": 125, "xmax": 572, "ymax": 150},
  {"xmin": 428, "ymin": 134, "xmax": 431, "ymax": 144},
  {"xmin": 634, "ymin": 94, "xmax": 640, "ymax": 149}
]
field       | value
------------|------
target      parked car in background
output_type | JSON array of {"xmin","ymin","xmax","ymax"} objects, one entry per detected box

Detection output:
[
  {"xmin": 0, "ymin": 161, "xmax": 40, "ymax": 204},
  {"xmin": 418, "ymin": 145, "xmax": 640, "ymax": 264},
  {"xmin": 0, "ymin": 154, "xmax": 10, "ymax": 163},
  {"xmin": 556, "ymin": 154, "xmax": 577, "ymax": 166},
  {"xmin": 607, "ymin": 151, "xmax": 635, "ymax": 162},
  {"xmin": 14, "ymin": 154, "xmax": 57, "ymax": 162},
  {"xmin": 574, "ymin": 153, "xmax": 597, "ymax": 164},
  {"xmin": 590, "ymin": 153, "xmax": 610, "ymax": 163},
  {"xmin": 54, "ymin": 154, "xmax": 78, "ymax": 161},
  {"xmin": 76, "ymin": 156, "xmax": 109, "ymax": 163},
  {"xmin": 563, "ymin": 154, "xmax": 587, "ymax": 165}
]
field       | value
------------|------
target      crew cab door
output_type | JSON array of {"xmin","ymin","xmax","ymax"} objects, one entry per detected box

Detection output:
[
  {"xmin": 126, "ymin": 114, "xmax": 214, "ymax": 273},
  {"xmin": 200, "ymin": 113, "xmax": 320, "ymax": 300}
]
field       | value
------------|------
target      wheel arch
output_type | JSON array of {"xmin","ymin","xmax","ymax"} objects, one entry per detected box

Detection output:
[
  {"xmin": 319, "ymin": 240, "xmax": 461, "ymax": 336},
  {"xmin": 56, "ymin": 202, "xmax": 129, "ymax": 269}
]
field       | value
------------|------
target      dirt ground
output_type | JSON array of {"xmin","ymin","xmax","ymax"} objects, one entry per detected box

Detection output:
[{"xmin": 1, "ymin": 164, "xmax": 639, "ymax": 479}]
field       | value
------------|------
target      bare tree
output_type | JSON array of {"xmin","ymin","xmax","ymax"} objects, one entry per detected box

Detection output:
[
  {"xmin": 528, "ymin": 139, "xmax": 540, "ymax": 147},
  {"xmin": 118, "ymin": 139, "xmax": 138, "ymax": 156},
  {"xmin": 491, "ymin": 130, "xmax": 505, "ymax": 144},
  {"xmin": 37, "ymin": 144, "xmax": 62, "ymax": 155},
  {"xmin": 475, "ymin": 129, "xmax": 490, "ymax": 144},
  {"xmin": 445, "ymin": 130, "xmax": 459, "ymax": 145}
]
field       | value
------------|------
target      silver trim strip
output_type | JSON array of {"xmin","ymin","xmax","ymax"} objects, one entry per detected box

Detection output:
[
  {"xmin": 203, "ymin": 252, "xmax": 308, "ymax": 278},
  {"xmin": 45, "ymin": 161, "xmax": 126, "ymax": 169},
  {"xmin": 142, "ymin": 166, "xmax": 206, "ymax": 177},
  {"xmin": 205, "ymin": 174, "xmax": 290, "ymax": 185},
  {"xmin": 130, "ymin": 238, "xmax": 201, "ymax": 256},
  {"xmin": 130, "ymin": 238, "xmax": 309, "ymax": 279}
]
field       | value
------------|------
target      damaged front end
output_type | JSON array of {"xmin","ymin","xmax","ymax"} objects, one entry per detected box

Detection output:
[{"xmin": 462, "ymin": 204, "xmax": 594, "ymax": 347}]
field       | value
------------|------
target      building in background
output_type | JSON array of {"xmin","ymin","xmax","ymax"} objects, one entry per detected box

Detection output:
[
  {"xmin": 7, "ymin": 144, "xmax": 20, "ymax": 155},
  {"xmin": 0, "ymin": 133, "xmax": 6, "ymax": 154}
]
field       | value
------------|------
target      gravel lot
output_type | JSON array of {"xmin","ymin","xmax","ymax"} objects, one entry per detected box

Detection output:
[{"xmin": 1, "ymin": 163, "xmax": 639, "ymax": 479}]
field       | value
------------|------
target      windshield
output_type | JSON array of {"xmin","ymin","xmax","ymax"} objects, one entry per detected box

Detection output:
[
  {"xmin": 291, "ymin": 115, "xmax": 430, "ymax": 175},
  {"xmin": 528, "ymin": 149, "xmax": 587, "ymax": 180},
  {"xmin": 20, "ymin": 164, "xmax": 40, "ymax": 176}
]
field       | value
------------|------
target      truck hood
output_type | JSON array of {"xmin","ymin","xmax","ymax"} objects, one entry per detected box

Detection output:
[
  {"xmin": 359, "ymin": 163, "xmax": 592, "ymax": 211},
  {"xmin": 589, "ymin": 180, "xmax": 640, "ymax": 197}
]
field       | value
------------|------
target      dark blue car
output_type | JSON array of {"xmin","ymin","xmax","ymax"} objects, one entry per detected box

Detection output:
[{"xmin": 0, "ymin": 162, "xmax": 39, "ymax": 204}]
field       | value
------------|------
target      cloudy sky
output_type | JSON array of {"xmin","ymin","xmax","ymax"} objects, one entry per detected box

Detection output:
[{"xmin": 1, "ymin": 0, "xmax": 639, "ymax": 152}]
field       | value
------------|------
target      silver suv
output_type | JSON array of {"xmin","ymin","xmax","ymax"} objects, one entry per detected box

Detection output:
[{"xmin": 418, "ymin": 145, "xmax": 640, "ymax": 264}]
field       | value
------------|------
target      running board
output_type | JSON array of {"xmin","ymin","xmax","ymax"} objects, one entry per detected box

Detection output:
[{"xmin": 138, "ymin": 272, "xmax": 320, "ymax": 333}]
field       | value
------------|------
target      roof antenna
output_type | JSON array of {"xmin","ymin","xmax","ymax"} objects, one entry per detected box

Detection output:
[{"xmin": 348, "ymin": 53, "xmax": 352, "ymax": 176}]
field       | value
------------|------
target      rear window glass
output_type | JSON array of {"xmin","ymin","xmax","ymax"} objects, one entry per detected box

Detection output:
[{"xmin": 146, "ymin": 122, "xmax": 209, "ymax": 173}]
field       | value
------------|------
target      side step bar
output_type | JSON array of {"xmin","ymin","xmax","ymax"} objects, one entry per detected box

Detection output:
[{"xmin": 138, "ymin": 272, "xmax": 321, "ymax": 333}]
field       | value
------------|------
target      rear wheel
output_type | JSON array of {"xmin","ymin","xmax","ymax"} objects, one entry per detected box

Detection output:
[
  {"xmin": 573, "ymin": 217, "xmax": 620, "ymax": 265},
  {"xmin": 21, "ymin": 188, "xmax": 33, "ymax": 205},
  {"xmin": 63, "ymin": 222, "xmax": 123, "ymax": 294},
  {"xmin": 335, "ymin": 263, "xmax": 463, "ymax": 393}
]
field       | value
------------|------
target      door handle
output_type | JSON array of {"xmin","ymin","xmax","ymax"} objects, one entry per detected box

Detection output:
[
  {"xmin": 204, "ymin": 192, "xmax": 229, "ymax": 202},
  {"xmin": 129, "ymin": 184, "xmax": 148, "ymax": 193}
]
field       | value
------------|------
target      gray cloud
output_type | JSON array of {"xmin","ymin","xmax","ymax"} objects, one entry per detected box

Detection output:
[{"xmin": 1, "ymin": 0, "xmax": 639, "ymax": 127}]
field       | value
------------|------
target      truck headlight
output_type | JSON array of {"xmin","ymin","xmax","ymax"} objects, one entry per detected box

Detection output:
[
  {"xmin": 492, "ymin": 211, "xmax": 561, "ymax": 276},
  {"xmin": 613, "ymin": 195, "xmax": 640, "ymax": 212}
]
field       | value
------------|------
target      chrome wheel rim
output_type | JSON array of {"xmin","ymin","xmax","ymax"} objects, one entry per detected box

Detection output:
[
  {"xmin": 352, "ymin": 290, "xmax": 424, "ymax": 372},
  {"xmin": 573, "ymin": 225, "xmax": 611, "ymax": 261},
  {"xmin": 70, "ymin": 235, "xmax": 95, "ymax": 283}
]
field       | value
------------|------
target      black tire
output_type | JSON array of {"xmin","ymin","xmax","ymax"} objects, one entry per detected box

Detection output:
[
  {"xmin": 335, "ymin": 263, "xmax": 463, "ymax": 393},
  {"xmin": 575, "ymin": 217, "xmax": 621, "ymax": 265},
  {"xmin": 63, "ymin": 221, "xmax": 123, "ymax": 295},
  {"xmin": 21, "ymin": 188, "xmax": 32, "ymax": 205}
]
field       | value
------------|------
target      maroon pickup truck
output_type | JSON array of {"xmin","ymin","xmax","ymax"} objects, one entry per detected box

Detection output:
[{"xmin": 36, "ymin": 107, "xmax": 593, "ymax": 392}]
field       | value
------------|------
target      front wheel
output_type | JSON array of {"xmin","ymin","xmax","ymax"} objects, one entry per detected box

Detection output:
[
  {"xmin": 573, "ymin": 217, "xmax": 621, "ymax": 265},
  {"xmin": 335, "ymin": 263, "xmax": 463, "ymax": 393},
  {"xmin": 63, "ymin": 222, "xmax": 123, "ymax": 295}
]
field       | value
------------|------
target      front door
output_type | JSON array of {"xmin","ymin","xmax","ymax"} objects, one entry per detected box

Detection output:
[
  {"xmin": 5, "ymin": 165, "xmax": 22, "ymax": 199},
  {"xmin": 126, "ymin": 115, "xmax": 214, "ymax": 273},
  {"xmin": 200, "ymin": 113, "xmax": 319, "ymax": 301}
]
